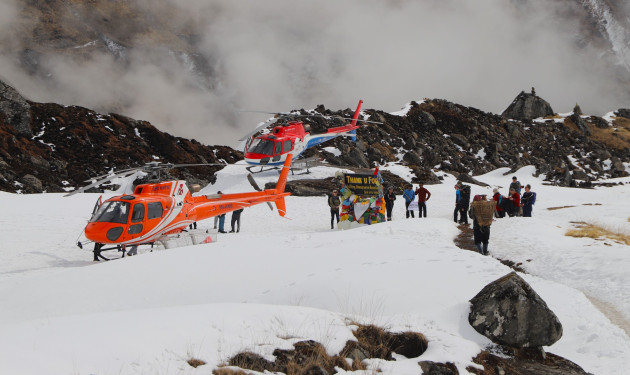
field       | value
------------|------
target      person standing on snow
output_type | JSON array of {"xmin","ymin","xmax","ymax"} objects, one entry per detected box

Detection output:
[
  {"xmin": 492, "ymin": 188, "xmax": 505, "ymax": 218},
  {"xmin": 510, "ymin": 176, "xmax": 522, "ymax": 194},
  {"xmin": 217, "ymin": 191, "xmax": 227, "ymax": 233},
  {"xmin": 454, "ymin": 181, "xmax": 470, "ymax": 224},
  {"xmin": 506, "ymin": 187, "xmax": 521, "ymax": 217},
  {"xmin": 403, "ymin": 184, "xmax": 416, "ymax": 218},
  {"xmin": 520, "ymin": 184, "xmax": 536, "ymax": 217},
  {"xmin": 229, "ymin": 208, "xmax": 243, "ymax": 233},
  {"xmin": 468, "ymin": 194, "xmax": 495, "ymax": 255},
  {"xmin": 328, "ymin": 189, "xmax": 341, "ymax": 229},
  {"xmin": 415, "ymin": 182, "xmax": 431, "ymax": 218},
  {"xmin": 384, "ymin": 186, "xmax": 396, "ymax": 221}
]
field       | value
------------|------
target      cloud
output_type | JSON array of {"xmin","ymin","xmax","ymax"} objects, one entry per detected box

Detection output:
[{"xmin": 1, "ymin": 0, "xmax": 629, "ymax": 147}]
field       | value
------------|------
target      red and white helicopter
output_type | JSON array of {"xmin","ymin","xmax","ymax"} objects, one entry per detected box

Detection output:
[
  {"xmin": 65, "ymin": 156, "xmax": 293, "ymax": 260},
  {"xmin": 240, "ymin": 100, "xmax": 379, "ymax": 173}
]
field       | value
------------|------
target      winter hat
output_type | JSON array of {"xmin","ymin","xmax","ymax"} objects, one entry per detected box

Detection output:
[
  {"xmin": 456, "ymin": 181, "xmax": 463, "ymax": 187},
  {"xmin": 473, "ymin": 194, "xmax": 482, "ymax": 201}
]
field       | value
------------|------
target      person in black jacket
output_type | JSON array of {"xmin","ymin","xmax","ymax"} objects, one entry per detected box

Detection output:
[
  {"xmin": 521, "ymin": 184, "xmax": 536, "ymax": 217},
  {"xmin": 328, "ymin": 190, "xmax": 341, "ymax": 229},
  {"xmin": 384, "ymin": 186, "xmax": 396, "ymax": 221}
]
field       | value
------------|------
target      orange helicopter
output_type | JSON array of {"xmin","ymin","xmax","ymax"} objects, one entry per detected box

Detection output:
[{"xmin": 66, "ymin": 155, "xmax": 293, "ymax": 260}]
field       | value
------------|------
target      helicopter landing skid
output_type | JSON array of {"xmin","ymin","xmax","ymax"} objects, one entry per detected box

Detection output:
[{"xmin": 246, "ymin": 165, "xmax": 280, "ymax": 174}]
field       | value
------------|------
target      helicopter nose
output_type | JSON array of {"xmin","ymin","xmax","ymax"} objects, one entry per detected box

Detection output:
[{"xmin": 85, "ymin": 222, "xmax": 124, "ymax": 244}]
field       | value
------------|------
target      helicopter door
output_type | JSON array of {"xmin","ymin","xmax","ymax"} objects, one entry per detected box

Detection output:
[
  {"xmin": 284, "ymin": 140, "xmax": 293, "ymax": 152},
  {"xmin": 128, "ymin": 203, "xmax": 145, "ymax": 235},
  {"xmin": 272, "ymin": 141, "xmax": 283, "ymax": 162}
]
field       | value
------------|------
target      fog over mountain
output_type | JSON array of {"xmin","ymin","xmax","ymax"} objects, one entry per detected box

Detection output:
[{"xmin": 1, "ymin": 0, "xmax": 629, "ymax": 146}]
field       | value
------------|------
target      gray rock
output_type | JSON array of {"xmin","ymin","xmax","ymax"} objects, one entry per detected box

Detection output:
[
  {"xmin": 616, "ymin": 108, "xmax": 630, "ymax": 119},
  {"xmin": 588, "ymin": 116, "xmax": 610, "ymax": 129},
  {"xmin": 468, "ymin": 272, "xmax": 563, "ymax": 348},
  {"xmin": 347, "ymin": 147, "xmax": 370, "ymax": 168},
  {"xmin": 418, "ymin": 361, "xmax": 459, "ymax": 374},
  {"xmin": 418, "ymin": 111, "xmax": 436, "ymax": 127},
  {"xmin": 450, "ymin": 133, "xmax": 469, "ymax": 148},
  {"xmin": 501, "ymin": 91, "xmax": 554, "ymax": 120},
  {"xmin": 403, "ymin": 151, "xmax": 422, "ymax": 166},
  {"xmin": 570, "ymin": 114, "xmax": 591, "ymax": 136},
  {"xmin": 0, "ymin": 80, "xmax": 32, "ymax": 136},
  {"xmin": 22, "ymin": 174, "xmax": 43, "ymax": 192},
  {"xmin": 572, "ymin": 169, "xmax": 589, "ymax": 180}
]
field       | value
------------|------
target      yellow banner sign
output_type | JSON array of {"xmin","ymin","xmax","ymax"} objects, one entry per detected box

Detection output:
[{"xmin": 344, "ymin": 173, "xmax": 381, "ymax": 196}]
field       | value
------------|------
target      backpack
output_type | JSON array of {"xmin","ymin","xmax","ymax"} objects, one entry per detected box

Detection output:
[
  {"xmin": 531, "ymin": 192, "xmax": 536, "ymax": 205},
  {"xmin": 460, "ymin": 185, "xmax": 471, "ymax": 203}
]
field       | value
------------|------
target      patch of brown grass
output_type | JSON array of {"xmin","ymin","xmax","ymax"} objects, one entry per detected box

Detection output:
[
  {"xmin": 212, "ymin": 368, "xmax": 249, "ymax": 375},
  {"xmin": 547, "ymin": 205, "xmax": 576, "ymax": 211},
  {"xmin": 216, "ymin": 323, "xmax": 428, "ymax": 374},
  {"xmin": 187, "ymin": 357, "xmax": 206, "ymax": 368},
  {"xmin": 565, "ymin": 222, "xmax": 630, "ymax": 246},
  {"xmin": 562, "ymin": 117, "xmax": 630, "ymax": 150}
]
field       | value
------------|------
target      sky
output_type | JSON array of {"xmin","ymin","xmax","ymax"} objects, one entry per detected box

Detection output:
[
  {"xmin": 0, "ymin": 160, "xmax": 629, "ymax": 374},
  {"xmin": 1, "ymin": 0, "xmax": 629, "ymax": 146}
]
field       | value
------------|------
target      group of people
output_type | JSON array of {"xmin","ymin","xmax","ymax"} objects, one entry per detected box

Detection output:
[
  {"xmin": 384, "ymin": 182, "xmax": 432, "ymax": 221},
  {"xmin": 327, "ymin": 176, "xmax": 538, "ymax": 257},
  {"xmin": 208, "ymin": 191, "xmax": 244, "ymax": 233},
  {"xmin": 492, "ymin": 177, "xmax": 537, "ymax": 218}
]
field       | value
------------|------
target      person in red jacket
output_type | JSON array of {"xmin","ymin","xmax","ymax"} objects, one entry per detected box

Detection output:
[
  {"xmin": 507, "ymin": 187, "xmax": 521, "ymax": 217},
  {"xmin": 415, "ymin": 182, "xmax": 431, "ymax": 218},
  {"xmin": 492, "ymin": 188, "xmax": 505, "ymax": 218}
]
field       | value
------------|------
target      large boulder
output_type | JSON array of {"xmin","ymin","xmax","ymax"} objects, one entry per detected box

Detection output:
[
  {"xmin": 0, "ymin": 79, "xmax": 32, "ymax": 136},
  {"xmin": 468, "ymin": 272, "xmax": 563, "ymax": 348},
  {"xmin": 501, "ymin": 91, "xmax": 554, "ymax": 120}
]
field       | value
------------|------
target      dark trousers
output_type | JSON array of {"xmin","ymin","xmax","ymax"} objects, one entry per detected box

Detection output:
[
  {"xmin": 385, "ymin": 202, "xmax": 393, "ymax": 220},
  {"xmin": 230, "ymin": 211, "xmax": 241, "ymax": 232},
  {"xmin": 418, "ymin": 202, "xmax": 427, "ymax": 217},
  {"xmin": 405, "ymin": 201, "xmax": 415, "ymax": 218},
  {"xmin": 523, "ymin": 204, "xmax": 532, "ymax": 217},
  {"xmin": 454, "ymin": 204, "xmax": 468, "ymax": 223},
  {"xmin": 473, "ymin": 221, "xmax": 490, "ymax": 254},
  {"xmin": 330, "ymin": 208, "xmax": 340, "ymax": 228}
]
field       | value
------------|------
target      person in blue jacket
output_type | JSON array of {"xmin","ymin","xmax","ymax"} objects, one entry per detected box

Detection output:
[{"xmin": 403, "ymin": 184, "xmax": 416, "ymax": 218}]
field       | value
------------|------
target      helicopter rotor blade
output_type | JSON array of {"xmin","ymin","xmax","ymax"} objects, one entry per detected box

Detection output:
[
  {"xmin": 247, "ymin": 173, "xmax": 262, "ymax": 191},
  {"xmin": 65, "ymin": 169, "xmax": 140, "ymax": 197},
  {"xmin": 247, "ymin": 173, "xmax": 273, "ymax": 210},
  {"xmin": 238, "ymin": 117, "xmax": 280, "ymax": 142},
  {"xmin": 84, "ymin": 166, "xmax": 145, "ymax": 182}
]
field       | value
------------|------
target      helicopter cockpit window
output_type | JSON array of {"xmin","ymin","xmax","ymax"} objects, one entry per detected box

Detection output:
[
  {"xmin": 247, "ymin": 138, "xmax": 275, "ymax": 155},
  {"xmin": 147, "ymin": 202, "xmax": 163, "ymax": 220},
  {"xmin": 131, "ymin": 203, "xmax": 145, "ymax": 223},
  {"xmin": 283, "ymin": 140, "xmax": 292, "ymax": 152},
  {"xmin": 274, "ymin": 141, "xmax": 282, "ymax": 155},
  {"xmin": 90, "ymin": 201, "xmax": 130, "ymax": 224}
]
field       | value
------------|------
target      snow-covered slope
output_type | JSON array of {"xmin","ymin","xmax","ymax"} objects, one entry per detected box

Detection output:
[{"xmin": 0, "ymin": 165, "xmax": 629, "ymax": 374}]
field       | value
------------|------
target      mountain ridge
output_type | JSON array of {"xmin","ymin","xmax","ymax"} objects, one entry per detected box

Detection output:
[{"xmin": 1, "ymin": 79, "xmax": 628, "ymax": 195}]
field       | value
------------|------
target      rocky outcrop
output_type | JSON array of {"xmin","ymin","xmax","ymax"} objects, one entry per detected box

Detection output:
[
  {"xmin": 0, "ymin": 79, "xmax": 242, "ymax": 193},
  {"xmin": 616, "ymin": 108, "xmax": 630, "ymax": 119},
  {"xmin": 0, "ymin": 80, "xmax": 31, "ymax": 136},
  {"xmin": 307, "ymin": 98, "xmax": 629, "ymax": 188},
  {"xmin": 469, "ymin": 272, "xmax": 563, "ymax": 348},
  {"xmin": 468, "ymin": 347, "xmax": 593, "ymax": 375},
  {"xmin": 501, "ymin": 91, "xmax": 555, "ymax": 120}
]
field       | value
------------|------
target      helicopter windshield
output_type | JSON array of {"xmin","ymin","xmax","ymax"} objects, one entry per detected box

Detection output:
[
  {"xmin": 247, "ymin": 138, "xmax": 276, "ymax": 155},
  {"xmin": 90, "ymin": 201, "xmax": 130, "ymax": 224}
]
